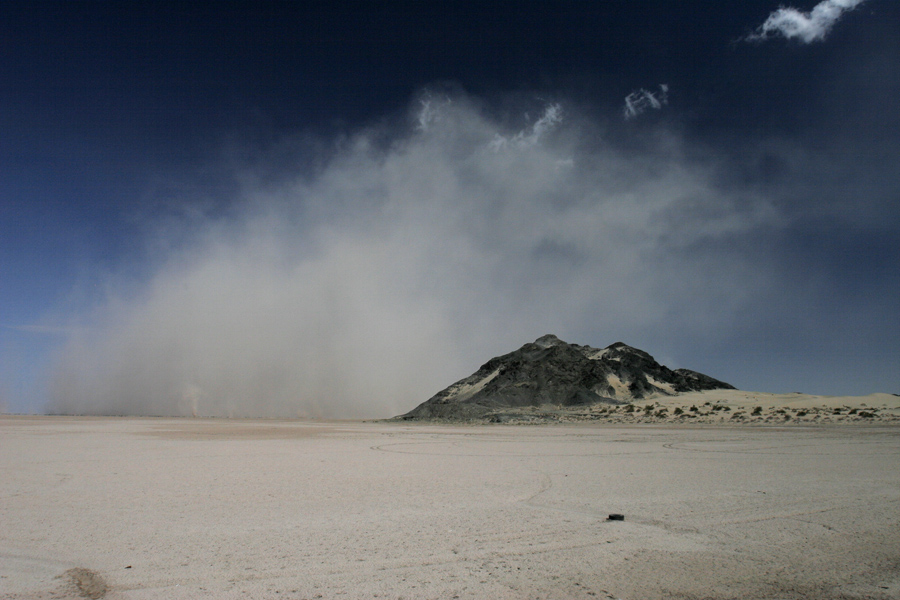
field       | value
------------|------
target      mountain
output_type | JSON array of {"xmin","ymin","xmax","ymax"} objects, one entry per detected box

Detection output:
[{"xmin": 398, "ymin": 334, "xmax": 735, "ymax": 420}]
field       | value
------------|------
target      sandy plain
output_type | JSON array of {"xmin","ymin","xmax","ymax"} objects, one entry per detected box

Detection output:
[{"xmin": 1, "ymin": 412, "xmax": 898, "ymax": 600}]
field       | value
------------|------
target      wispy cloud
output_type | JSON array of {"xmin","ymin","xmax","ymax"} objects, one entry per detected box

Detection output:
[
  {"xmin": 488, "ymin": 103, "xmax": 562, "ymax": 151},
  {"xmin": 623, "ymin": 85, "xmax": 668, "ymax": 120},
  {"xmin": 415, "ymin": 92, "xmax": 452, "ymax": 132},
  {"xmin": 746, "ymin": 0, "xmax": 866, "ymax": 43}
]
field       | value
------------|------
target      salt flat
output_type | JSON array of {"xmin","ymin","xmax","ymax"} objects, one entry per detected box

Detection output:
[{"xmin": 1, "ymin": 416, "xmax": 898, "ymax": 599}]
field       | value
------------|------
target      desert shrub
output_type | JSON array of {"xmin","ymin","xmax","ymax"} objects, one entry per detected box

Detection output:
[
  {"xmin": 859, "ymin": 411, "xmax": 874, "ymax": 418},
  {"xmin": 796, "ymin": 410, "xmax": 807, "ymax": 417},
  {"xmin": 723, "ymin": 406, "xmax": 731, "ymax": 412},
  {"xmin": 674, "ymin": 407, "xmax": 683, "ymax": 415},
  {"xmin": 848, "ymin": 408, "xmax": 858, "ymax": 415},
  {"xmin": 625, "ymin": 404, "xmax": 635, "ymax": 413},
  {"xmin": 751, "ymin": 406, "xmax": 762, "ymax": 415},
  {"xmin": 644, "ymin": 404, "xmax": 654, "ymax": 413},
  {"xmin": 690, "ymin": 405, "xmax": 698, "ymax": 412}
]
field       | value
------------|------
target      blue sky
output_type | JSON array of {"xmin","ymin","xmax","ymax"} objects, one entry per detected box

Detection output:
[{"xmin": 1, "ymin": 1, "xmax": 898, "ymax": 416}]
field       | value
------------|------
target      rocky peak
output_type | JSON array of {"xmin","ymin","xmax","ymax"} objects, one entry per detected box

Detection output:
[
  {"xmin": 399, "ymin": 335, "xmax": 735, "ymax": 420},
  {"xmin": 534, "ymin": 334, "xmax": 564, "ymax": 348}
]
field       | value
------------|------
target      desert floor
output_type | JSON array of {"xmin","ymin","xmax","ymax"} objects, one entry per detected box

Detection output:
[{"xmin": 1, "ymin": 415, "xmax": 898, "ymax": 599}]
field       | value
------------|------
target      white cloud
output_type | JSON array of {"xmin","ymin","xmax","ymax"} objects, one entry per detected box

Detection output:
[
  {"xmin": 747, "ymin": 0, "xmax": 866, "ymax": 43},
  {"xmin": 623, "ymin": 84, "xmax": 668, "ymax": 120}
]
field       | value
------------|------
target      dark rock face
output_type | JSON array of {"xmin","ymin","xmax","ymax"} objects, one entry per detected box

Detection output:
[{"xmin": 399, "ymin": 334, "xmax": 734, "ymax": 420}]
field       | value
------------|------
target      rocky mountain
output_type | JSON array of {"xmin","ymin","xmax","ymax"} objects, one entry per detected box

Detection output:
[{"xmin": 399, "ymin": 334, "xmax": 734, "ymax": 420}]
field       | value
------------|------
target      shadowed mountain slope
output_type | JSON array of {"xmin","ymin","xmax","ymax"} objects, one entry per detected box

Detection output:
[{"xmin": 399, "ymin": 335, "xmax": 734, "ymax": 420}]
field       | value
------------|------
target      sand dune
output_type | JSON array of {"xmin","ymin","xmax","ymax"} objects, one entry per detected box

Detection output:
[
  {"xmin": 1, "ymin": 414, "xmax": 898, "ymax": 599},
  {"xmin": 521, "ymin": 390, "xmax": 900, "ymax": 425}
]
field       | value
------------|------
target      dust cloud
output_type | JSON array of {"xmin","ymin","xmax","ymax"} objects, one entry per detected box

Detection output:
[{"xmin": 46, "ymin": 92, "xmax": 780, "ymax": 418}]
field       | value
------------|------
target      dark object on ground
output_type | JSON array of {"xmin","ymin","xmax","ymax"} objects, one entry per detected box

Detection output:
[
  {"xmin": 607, "ymin": 514, "xmax": 625, "ymax": 521},
  {"xmin": 398, "ymin": 334, "xmax": 735, "ymax": 420}
]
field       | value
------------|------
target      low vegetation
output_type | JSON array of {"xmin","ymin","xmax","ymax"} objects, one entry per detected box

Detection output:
[{"xmin": 418, "ymin": 400, "xmax": 897, "ymax": 425}]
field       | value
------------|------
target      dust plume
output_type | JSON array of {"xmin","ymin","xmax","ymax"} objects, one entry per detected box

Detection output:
[
  {"xmin": 623, "ymin": 85, "xmax": 669, "ymax": 120},
  {"xmin": 46, "ymin": 91, "xmax": 783, "ymax": 418}
]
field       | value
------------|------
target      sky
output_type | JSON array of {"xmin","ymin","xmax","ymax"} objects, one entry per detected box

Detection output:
[{"xmin": 1, "ymin": 1, "xmax": 898, "ymax": 417}]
